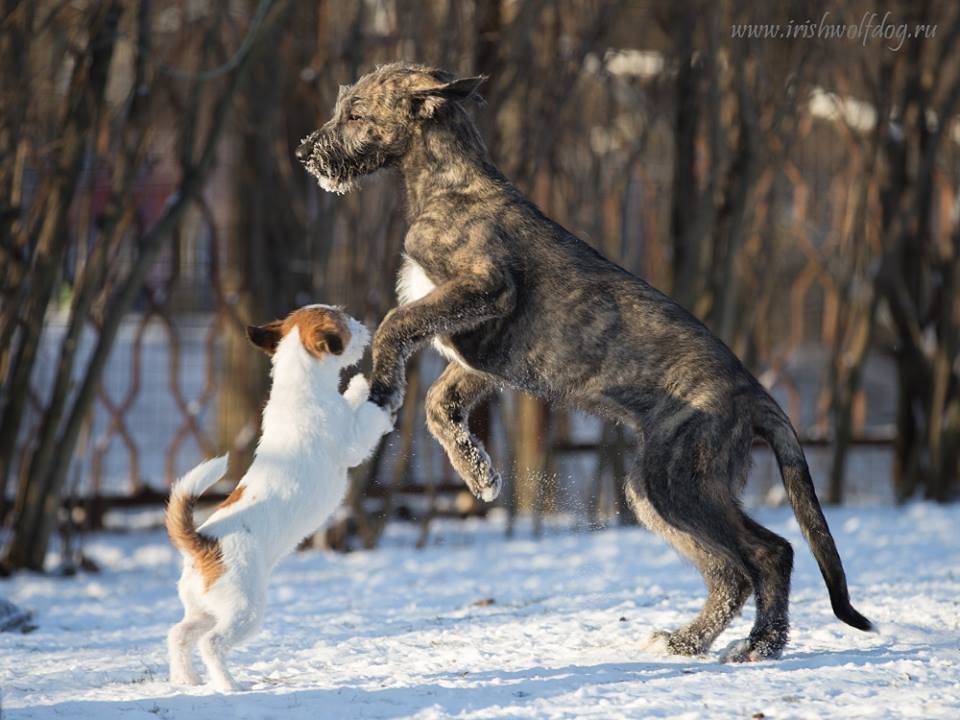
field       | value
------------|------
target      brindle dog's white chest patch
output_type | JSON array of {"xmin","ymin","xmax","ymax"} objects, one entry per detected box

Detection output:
[
  {"xmin": 397, "ymin": 255, "xmax": 436, "ymax": 304},
  {"xmin": 396, "ymin": 256, "xmax": 476, "ymax": 370}
]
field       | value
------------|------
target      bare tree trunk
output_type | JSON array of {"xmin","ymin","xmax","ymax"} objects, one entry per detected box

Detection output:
[
  {"xmin": 825, "ymin": 134, "xmax": 884, "ymax": 504},
  {"xmin": 0, "ymin": 1, "xmax": 35, "ymax": 364},
  {"xmin": 218, "ymin": 0, "xmax": 322, "ymax": 478},
  {"xmin": 667, "ymin": 2, "xmax": 719, "ymax": 313},
  {"xmin": 927, "ymin": 230, "xmax": 960, "ymax": 500},
  {"xmin": 0, "ymin": 2, "xmax": 123, "ymax": 542},
  {"xmin": 876, "ymin": 4, "xmax": 960, "ymax": 502},
  {"xmin": 513, "ymin": 394, "xmax": 546, "ymax": 515}
]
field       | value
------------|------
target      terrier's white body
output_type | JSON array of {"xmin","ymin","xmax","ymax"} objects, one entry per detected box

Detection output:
[{"xmin": 166, "ymin": 306, "xmax": 393, "ymax": 692}]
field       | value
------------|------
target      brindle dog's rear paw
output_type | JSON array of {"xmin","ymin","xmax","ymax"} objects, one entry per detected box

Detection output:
[
  {"xmin": 720, "ymin": 639, "xmax": 755, "ymax": 663},
  {"xmin": 641, "ymin": 630, "xmax": 672, "ymax": 655},
  {"xmin": 643, "ymin": 630, "xmax": 707, "ymax": 657},
  {"xmin": 720, "ymin": 637, "xmax": 783, "ymax": 663}
]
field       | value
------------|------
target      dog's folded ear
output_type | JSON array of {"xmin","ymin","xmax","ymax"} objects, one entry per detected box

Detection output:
[
  {"xmin": 411, "ymin": 75, "xmax": 487, "ymax": 118},
  {"xmin": 433, "ymin": 75, "xmax": 487, "ymax": 101},
  {"xmin": 317, "ymin": 331, "xmax": 344, "ymax": 356},
  {"xmin": 246, "ymin": 321, "xmax": 284, "ymax": 355}
]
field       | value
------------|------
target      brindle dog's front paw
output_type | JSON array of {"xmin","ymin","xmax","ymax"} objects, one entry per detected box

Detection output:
[
  {"xmin": 457, "ymin": 444, "xmax": 502, "ymax": 502},
  {"xmin": 368, "ymin": 380, "xmax": 403, "ymax": 416},
  {"xmin": 474, "ymin": 470, "xmax": 502, "ymax": 502},
  {"xmin": 367, "ymin": 382, "xmax": 389, "ymax": 408}
]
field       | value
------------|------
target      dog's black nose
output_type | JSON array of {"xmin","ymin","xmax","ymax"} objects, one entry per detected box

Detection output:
[{"xmin": 295, "ymin": 140, "xmax": 312, "ymax": 160}]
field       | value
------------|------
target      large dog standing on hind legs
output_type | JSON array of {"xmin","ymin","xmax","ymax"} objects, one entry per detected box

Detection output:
[{"xmin": 296, "ymin": 61, "xmax": 873, "ymax": 661}]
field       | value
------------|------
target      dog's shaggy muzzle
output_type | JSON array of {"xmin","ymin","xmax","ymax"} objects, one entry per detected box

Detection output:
[
  {"xmin": 296, "ymin": 130, "xmax": 386, "ymax": 196},
  {"xmin": 296, "ymin": 131, "xmax": 356, "ymax": 195}
]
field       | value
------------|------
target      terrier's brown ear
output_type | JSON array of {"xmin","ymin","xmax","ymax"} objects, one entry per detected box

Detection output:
[
  {"xmin": 412, "ymin": 75, "xmax": 487, "ymax": 118},
  {"xmin": 246, "ymin": 321, "xmax": 284, "ymax": 355},
  {"xmin": 316, "ymin": 331, "xmax": 344, "ymax": 356}
]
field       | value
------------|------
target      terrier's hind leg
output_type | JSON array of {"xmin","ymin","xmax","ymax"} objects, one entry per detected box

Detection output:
[
  {"xmin": 197, "ymin": 591, "xmax": 265, "ymax": 692},
  {"xmin": 169, "ymin": 613, "xmax": 215, "ymax": 685},
  {"xmin": 168, "ymin": 580, "xmax": 214, "ymax": 685}
]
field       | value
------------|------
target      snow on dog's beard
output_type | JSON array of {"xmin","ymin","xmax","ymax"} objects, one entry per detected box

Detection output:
[
  {"xmin": 298, "ymin": 131, "xmax": 387, "ymax": 196},
  {"xmin": 304, "ymin": 158, "xmax": 358, "ymax": 195}
]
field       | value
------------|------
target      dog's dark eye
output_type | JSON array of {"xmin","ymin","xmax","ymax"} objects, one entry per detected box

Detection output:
[{"xmin": 347, "ymin": 112, "xmax": 364, "ymax": 123}]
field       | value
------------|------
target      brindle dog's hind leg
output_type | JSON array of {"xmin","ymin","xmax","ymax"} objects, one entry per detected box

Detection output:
[
  {"xmin": 425, "ymin": 362, "xmax": 502, "ymax": 501},
  {"xmin": 629, "ymin": 432, "xmax": 795, "ymax": 662},
  {"xmin": 626, "ymin": 478, "xmax": 752, "ymax": 656},
  {"xmin": 722, "ymin": 511, "xmax": 794, "ymax": 662}
]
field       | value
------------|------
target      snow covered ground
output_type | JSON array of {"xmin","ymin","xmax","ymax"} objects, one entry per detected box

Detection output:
[{"xmin": 2, "ymin": 503, "xmax": 959, "ymax": 719}]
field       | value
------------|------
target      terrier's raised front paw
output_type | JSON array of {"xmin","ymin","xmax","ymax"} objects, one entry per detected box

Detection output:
[
  {"xmin": 369, "ymin": 400, "xmax": 397, "ymax": 435},
  {"xmin": 344, "ymin": 373, "xmax": 370, "ymax": 407}
]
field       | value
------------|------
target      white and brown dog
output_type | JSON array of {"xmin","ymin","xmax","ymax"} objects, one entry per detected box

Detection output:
[{"xmin": 165, "ymin": 305, "xmax": 393, "ymax": 692}]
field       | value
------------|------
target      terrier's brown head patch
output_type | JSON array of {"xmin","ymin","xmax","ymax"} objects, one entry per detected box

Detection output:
[{"xmin": 246, "ymin": 306, "xmax": 351, "ymax": 359}]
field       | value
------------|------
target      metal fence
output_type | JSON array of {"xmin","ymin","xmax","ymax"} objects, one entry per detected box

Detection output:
[{"xmin": 10, "ymin": 117, "xmax": 898, "ymax": 525}]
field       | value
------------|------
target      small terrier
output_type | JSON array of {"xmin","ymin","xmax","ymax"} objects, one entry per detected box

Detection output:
[{"xmin": 166, "ymin": 305, "xmax": 393, "ymax": 691}]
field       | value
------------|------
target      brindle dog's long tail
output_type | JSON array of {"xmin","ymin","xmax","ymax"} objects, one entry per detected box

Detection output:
[{"xmin": 752, "ymin": 392, "xmax": 874, "ymax": 632}]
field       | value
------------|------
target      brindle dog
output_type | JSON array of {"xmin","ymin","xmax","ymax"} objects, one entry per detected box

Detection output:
[{"xmin": 296, "ymin": 62, "xmax": 873, "ymax": 661}]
